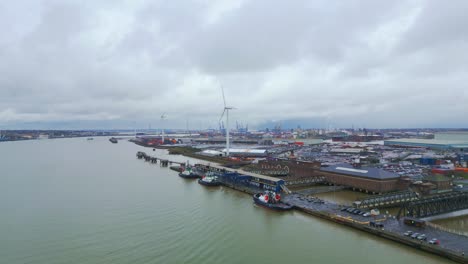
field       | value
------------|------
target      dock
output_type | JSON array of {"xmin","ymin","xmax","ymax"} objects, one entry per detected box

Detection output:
[
  {"xmin": 134, "ymin": 151, "xmax": 468, "ymax": 264},
  {"xmin": 197, "ymin": 162, "xmax": 292, "ymax": 194}
]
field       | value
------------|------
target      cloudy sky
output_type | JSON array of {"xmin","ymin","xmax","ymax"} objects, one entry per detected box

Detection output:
[{"xmin": 1, "ymin": 0, "xmax": 467, "ymax": 130}]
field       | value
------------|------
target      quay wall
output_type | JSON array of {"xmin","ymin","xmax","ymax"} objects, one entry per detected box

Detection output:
[{"xmin": 294, "ymin": 206, "xmax": 468, "ymax": 264}]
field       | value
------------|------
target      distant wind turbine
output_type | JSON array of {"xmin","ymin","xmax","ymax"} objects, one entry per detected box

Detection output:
[{"xmin": 161, "ymin": 113, "xmax": 167, "ymax": 144}]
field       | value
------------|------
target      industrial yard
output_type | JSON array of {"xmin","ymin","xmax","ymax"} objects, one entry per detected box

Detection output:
[{"xmin": 130, "ymin": 129, "xmax": 468, "ymax": 263}]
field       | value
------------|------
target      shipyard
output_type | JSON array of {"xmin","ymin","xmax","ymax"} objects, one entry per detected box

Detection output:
[{"xmin": 125, "ymin": 128, "xmax": 468, "ymax": 263}]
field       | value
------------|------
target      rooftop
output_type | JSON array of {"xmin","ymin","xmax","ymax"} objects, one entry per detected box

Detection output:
[
  {"xmin": 425, "ymin": 174, "xmax": 451, "ymax": 182},
  {"xmin": 221, "ymin": 148, "xmax": 267, "ymax": 154},
  {"xmin": 384, "ymin": 138, "xmax": 468, "ymax": 147},
  {"xmin": 320, "ymin": 164, "xmax": 400, "ymax": 180}
]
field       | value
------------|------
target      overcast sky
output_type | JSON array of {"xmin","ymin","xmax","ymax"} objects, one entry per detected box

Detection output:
[{"xmin": 1, "ymin": 0, "xmax": 467, "ymax": 130}]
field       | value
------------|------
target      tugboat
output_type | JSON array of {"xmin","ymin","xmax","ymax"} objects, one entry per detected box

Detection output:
[
  {"xmin": 178, "ymin": 167, "xmax": 199, "ymax": 179},
  {"xmin": 253, "ymin": 191, "xmax": 293, "ymax": 211},
  {"xmin": 198, "ymin": 172, "xmax": 221, "ymax": 186},
  {"xmin": 109, "ymin": 137, "xmax": 118, "ymax": 144}
]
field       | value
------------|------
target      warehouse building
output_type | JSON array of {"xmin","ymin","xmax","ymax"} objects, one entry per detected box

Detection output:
[
  {"xmin": 320, "ymin": 164, "xmax": 410, "ymax": 194},
  {"xmin": 221, "ymin": 148, "xmax": 268, "ymax": 157},
  {"xmin": 384, "ymin": 139, "xmax": 468, "ymax": 151}
]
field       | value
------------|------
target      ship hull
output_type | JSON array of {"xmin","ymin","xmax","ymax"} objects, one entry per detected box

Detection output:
[
  {"xmin": 198, "ymin": 179, "xmax": 221, "ymax": 186},
  {"xmin": 178, "ymin": 173, "xmax": 199, "ymax": 179},
  {"xmin": 253, "ymin": 194, "xmax": 293, "ymax": 211}
]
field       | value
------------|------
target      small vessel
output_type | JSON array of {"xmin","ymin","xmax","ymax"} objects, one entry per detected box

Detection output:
[
  {"xmin": 253, "ymin": 191, "xmax": 293, "ymax": 211},
  {"xmin": 198, "ymin": 172, "xmax": 221, "ymax": 186},
  {"xmin": 178, "ymin": 167, "xmax": 199, "ymax": 179},
  {"xmin": 87, "ymin": 137, "xmax": 94, "ymax": 140},
  {"xmin": 109, "ymin": 137, "xmax": 118, "ymax": 144}
]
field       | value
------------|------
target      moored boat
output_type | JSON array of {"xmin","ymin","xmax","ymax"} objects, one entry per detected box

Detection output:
[
  {"xmin": 109, "ymin": 137, "xmax": 118, "ymax": 143},
  {"xmin": 178, "ymin": 167, "xmax": 199, "ymax": 179},
  {"xmin": 253, "ymin": 191, "xmax": 293, "ymax": 211},
  {"xmin": 198, "ymin": 172, "xmax": 221, "ymax": 186}
]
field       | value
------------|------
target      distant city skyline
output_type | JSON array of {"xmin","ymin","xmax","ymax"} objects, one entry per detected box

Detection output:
[
  {"xmin": 1, "ymin": 1, "xmax": 468, "ymax": 129},
  {"xmin": 1, "ymin": 119, "xmax": 467, "ymax": 131}
]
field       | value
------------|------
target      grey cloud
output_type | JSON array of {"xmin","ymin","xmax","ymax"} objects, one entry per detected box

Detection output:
[
  {"xmin": 0, "ymin": 0, "xmax": 467, "ymax": 129},
  {"xmin": 397, "ymin": 0, "xmax": 468, "ymax": 53}
]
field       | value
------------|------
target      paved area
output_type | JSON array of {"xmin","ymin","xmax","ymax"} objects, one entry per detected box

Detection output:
[
  {"xmin": 285, "ymin": 193, "xmax": 468, "ymax": 256},
  {"xmin": 294, "ymin": 186, "xmax": 346, "ymax": 196},
  {"xmin": 385, "ymin": 219, "xmax": 468, "ymax": 255},
  {"xmin": 284, "ymin": 193, "xmax": 339, "ymax": 214}
]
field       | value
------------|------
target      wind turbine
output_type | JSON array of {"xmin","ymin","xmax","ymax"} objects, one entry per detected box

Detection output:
[
  {"xmin": 219, "ymin": 86, "xmax": 235, "ymax": 157},
  {"xmin": 161, "ymin": 113, "xmax": 167, "ymax": 144}
]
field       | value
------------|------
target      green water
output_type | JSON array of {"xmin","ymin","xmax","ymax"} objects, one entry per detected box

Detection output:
[
  {"xmin": 435, "ymin": 132, "xmax": 468, "ymax": 141},
  {"xmin": 0, "ymin": 138, "xmax": 454, "ymax": 264}
]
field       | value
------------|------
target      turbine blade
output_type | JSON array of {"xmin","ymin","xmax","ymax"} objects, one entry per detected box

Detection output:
[
  {"xmin": 221, "ymin": 85, "xmax": 226, "ymax": 107},
  {"xmin": 219, "ymin": 109, "xmax": 226, "ymax": 123}
]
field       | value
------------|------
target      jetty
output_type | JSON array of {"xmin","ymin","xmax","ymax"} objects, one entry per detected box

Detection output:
[{"xmin": 136, "ymin": 151, "xmax": 183, "ymax": 167}]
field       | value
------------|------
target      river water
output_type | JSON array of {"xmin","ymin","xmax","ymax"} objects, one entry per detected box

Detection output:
[
  {"xmin": 435, "ymin": 132, "xmax": 468, "ymax": 141},
  {"xmin": 0, "ymin": 138, "xmax": 455, "ymax": 264}
]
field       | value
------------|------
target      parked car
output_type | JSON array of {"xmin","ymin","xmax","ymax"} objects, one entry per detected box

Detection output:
[
  {"xmin": 403, "ymin": 231, "xmax": 413, "ymax": 236},
  {"xmin": 417, "ymin": 234, "xmax": 427, "ymax": 241},
  {"xmin": 429, "ymin": 238, "xmax": 440, "ymax": 245},
  {"xmin": 411, "ymin": 233, "xmax": 420, "ymax": 239},
  {"xmin": 363, "ymin": 212, "xmax": 371, "ymax": 217},
  {"xmin": 341, "ymin": 207, "xmax": 349, "ymax": 211}
]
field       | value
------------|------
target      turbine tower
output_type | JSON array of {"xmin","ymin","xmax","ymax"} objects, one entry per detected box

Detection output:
[
  {"xmin": 219, "ymin": 85, "xmax": 235, "ymax": 157},
  {"xmin": 161, "ymin": 113, "xmax": 167, "ymax": 144}
]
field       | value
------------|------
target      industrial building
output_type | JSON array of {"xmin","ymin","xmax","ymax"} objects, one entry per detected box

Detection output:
[
  {"xmin": 221, "ymin": 148, "xmax": 268, "ymax": 157},
  {"xmin": 246, "ymin": 159, "xmax": 321, "ymax": 178},
  {"xmin": 199, "ymin": 148, "xmax": 268, "ymax": 157},
  {"xmin": 384, "ymin": 139, "xmax": 468, "ymax": 151},
  {"xmin": 319, "ymin": 164, "xmax": 409, "ymax": 194},
  {"xmin": 247, "ymin": 160, "xmax": 409, "ymax": 193}
]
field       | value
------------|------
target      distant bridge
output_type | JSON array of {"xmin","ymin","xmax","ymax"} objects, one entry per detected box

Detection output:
[
  {"xmin": 354, "ymin": 191, "xmax": 419, "ymax": 209},
  {"xmin": 284, "ymin": 176, "xmax": 326, "ymax": 186},
  {"xmin": 245, "ymin": 170, "xmax": 289, "ymax": 176},
  {"xmin": 397, "ymin": 192, "xmax": 468, "ymax": 219}
]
